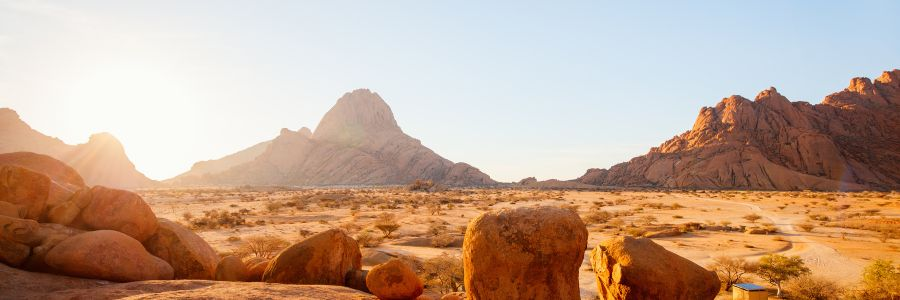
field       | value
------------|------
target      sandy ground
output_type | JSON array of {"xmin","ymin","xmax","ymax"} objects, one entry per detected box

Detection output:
[{"xmin": 140, "ymin": 188, "xmax": 899, "ymax": 299}]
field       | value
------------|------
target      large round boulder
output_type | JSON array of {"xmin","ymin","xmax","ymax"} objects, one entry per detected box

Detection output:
[
  {"xmin": 0, "ymin": 152, "xmax": 86, "ymax": 189},
  {"xmin": 462, "ymin": 206, "xmax": 588, "ymax": 300},
  {"xmin": 22, "ymin": 223, "xmax": 85, "ymax": 272},
  {"xmin": 74, "ymin": 186, "xmax": 158, "ymax": 242},
  {"xmin": 143, "ymin": 218, "xmax": 219, "ymax": 279},
  {"xmin": 366, "ymin": 258, "xmax": 423, "ymax": 300},
  {"xmin": 244, "ymin": 257, "xmax": 269, "ymax": 282},
  {"xmin": 0, "ymin": 166, "xmax": 51, "ymax": 220},
  {"xmin": 262, "ymin": 228, "xmax": 362, "ymax": 285},
  {"xmin": 590, "ymin": 236, "xmax": 720, "ymax": 300},
  {"xmin": 215, "ymin": 255, "xmax": 248, "ymax": 282},
  {"xmin": 44, "ymin": 230, "xmax": 174, "ymax": 282}
]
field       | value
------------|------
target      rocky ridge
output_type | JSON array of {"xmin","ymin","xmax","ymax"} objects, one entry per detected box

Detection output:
[{"xmin": 578, "ymin": 69, "xmax": 900, "ymax": 190}]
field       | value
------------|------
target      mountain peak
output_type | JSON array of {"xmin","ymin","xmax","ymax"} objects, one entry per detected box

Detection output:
[
  {"xmin": 0, "ymin": 108, "xmax": 20, "ymax": 120},
  {"xmin": 313, "ymin": 88, "xmax": 401, "ymax": 143}
]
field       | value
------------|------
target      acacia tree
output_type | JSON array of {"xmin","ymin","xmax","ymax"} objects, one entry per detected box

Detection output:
[
  {"xmin": 755, "ymin": 254, "xmax": 810, "ymax": 297},
  {"xmin": 708, "ymin": 256, "xmax": 757, "ymax": 291},
  {"xmin": 374, "ymin": 213, "xmax": 401, "ymax": 238}
]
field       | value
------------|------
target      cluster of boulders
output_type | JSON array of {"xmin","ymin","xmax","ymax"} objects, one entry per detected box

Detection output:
[{"xmin": 0, "ymin": 154, "xmax": 217, "ymax": 282}]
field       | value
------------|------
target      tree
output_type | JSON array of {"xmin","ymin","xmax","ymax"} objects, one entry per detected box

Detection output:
[
  {"xmin": 374, "ymin": 213, "xmax": 401, "ymax": 238},
  {"xmin": 859, "ymin": 259, "xmax": 900, "ymax": 299},
  {"xmin": 708, "ymin": 256, "xmax": 756, "ymax": 291},
  {"xmin": 743, "ymin": 213, "xmax": 762, "ymax": 223},
  {"xmin": 755, "ymin": 254, "xmax": 810, "ymax": 297}
]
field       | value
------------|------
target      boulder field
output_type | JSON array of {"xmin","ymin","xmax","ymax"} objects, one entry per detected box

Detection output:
[{"xmin": 2, "ymin": 154, "xmax": 724, "ymax": 299}]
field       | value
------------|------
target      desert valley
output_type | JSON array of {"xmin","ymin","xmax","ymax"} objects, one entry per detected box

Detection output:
[
  {"xmin": 1, "ymin": 68, "xmax": 898, "ymax": 300},
  {"xmin": 1, "ymin": 2, "xmax": 899, "ymax": 300}
]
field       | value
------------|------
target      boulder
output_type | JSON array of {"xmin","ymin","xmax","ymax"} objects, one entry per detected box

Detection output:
[
  {"xmin": 0, "ymin": 214, "xmax": 42, "ymax": 245},
  {"xmin": 215, "ymin": 255, "xmax": 248, "ymax": 282},
  {"xmin": 143, "ymin": 218, "xmax": 220, "ymax": 279},
  {"xmin": 366, "ymin": 258, "xmax": 423, "ymax": 300},
  {"xmin": 590, "ymin": 236, "xmax": 719, "ymax": 300},
  {"xmin": 22, "ymin": 223, "xmax": 85, "ymax": 272},
  {"xmin": 0, "ymin": 152, "xmax": 86, "ymax": 189},
  {"xmin": 0, "ymin": 166, "xmax": 50, "ymax": 220},
  {"xmin": 74, "ymin": 186, "xmax": 158, "ymax": 242},
  {"xmin": 44, "ymin": 230, "xmax": 174, "ymax": 282},
  {"xmin": 0, "ymin": 200, "xmax": 20, "ymax": 217},
  {"xmin": 0, "ymin": 237, "xmax": 30, "ymax": 266},
  {"xmin": 463, "ymin": 206, "xmax": 587, "ymax": 300},
  {"xmin": 262, "ymin": 228, "xmax": 362, "ymax": 285},
  {"xmin": 244, "ymin": 257, "xmax": 269, "ymax": 282},
  {"xmin": 440, "ymin": 293, "xmax": 464, "ymax": 300},
  {"xmin": 44, "ymin": 187, "xmax": 91, "ymax": 226}
]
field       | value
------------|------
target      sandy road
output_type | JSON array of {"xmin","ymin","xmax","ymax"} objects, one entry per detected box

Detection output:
[{"xmin": 688, "ymin": 196, "xmax": 863, "ymax": 284}]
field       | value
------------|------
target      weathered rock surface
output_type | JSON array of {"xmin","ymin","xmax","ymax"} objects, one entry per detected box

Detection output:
[
  {"xmin": 215, "ymin": 255, "xmax": 248, "ymax": 282},
  {"xmin": 44, "ymin": 230, "xmax": 174, "ymax": 282},
  {"xmin": 244, "ymin": 256, "xmax": 269, "ymax": 282},
  {"xmin": 73, "ymin": 186, "xmax": 158, "ymax": 242},
  {"xmin": 22, "ymin": 222, "xmax": 85, "ymax": 272},
  {"xmin": 463, "ymin": 206, "xmax": 588, "ymax": 300},
  {"xmin": 168, "ymin": 89, "xmax": 495, "ymax": 187},
  {"xmin": 0, "ymin": 152, "xmax": 86, "ymax": 189},
  {"xmin": 143, "ymin": 218, "xmax": 219, "ymax": 279},
  {"xmin": 0, "ymin": 262, "xmax": 377, "ymax": 300},
  {"xmin": 263, "ymin": 228, "xmax": 362, "ymax": 285},
  {"xmin": 0, "ymin": 108, "xmax": 156, "ymax": 189},
  {"xmin": 578, "ymin": 70, "xmax": 900, "ymax": 190},
  {"xmin": 590, "ymin": 236, "xmax": 719, "ymax": 300},
  {"xmin": 366, "ymin": 258, "xmax": 423, "ymax": 300},
  {"xmin": 0, "ymin": 165, "xmax": 50, "ymax": 220}
]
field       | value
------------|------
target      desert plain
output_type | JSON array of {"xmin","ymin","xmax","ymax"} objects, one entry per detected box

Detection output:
[{"xmin": 138, "ymin": 187, "xmax": 899, "ymax": 299}]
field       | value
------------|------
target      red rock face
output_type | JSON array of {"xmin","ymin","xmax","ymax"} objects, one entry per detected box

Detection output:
[{"xmin": 579, "ymin": 69, "xmax": 900, "ymax": 190}]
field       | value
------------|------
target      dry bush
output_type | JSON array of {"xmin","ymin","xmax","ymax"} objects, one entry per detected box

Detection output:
[
  {"xmin": 431, "ymin": 233, "xmax": 455, "ymax": 248},
  {"xmin": 355, "ymin": 230, "xmax": 382, "ymax": 248},
  {"xmin": 189, "ymin": 209, "xmax": 247, "ymax": 230},
  {"xmin": 266, "ymin": 201, "xmax": 284, "ymax": 213},
  {"xmin": 420, "ymin": 253, "xmax": 464, "ymax": 294},
  {"xmin": 798, "ymin": 223, "xmax": 816, "ymax": 232},
  {"xmin": 850, "ymin": 259, "xmax": 900, "ymax": 299},
  {"xmin": 785, "ymin": 276, "xmax": 843, "ymax": 300},
  {"xmin": 373, "ymin": 213, "xmax": 401, "ymax": 238},
  {"xmin": 743, "ymin": 213, "xmax": 762, "ymax": 223},
  {"xmin": 234, "ymin": 235, "xmax": 290, "ymax": 259}
]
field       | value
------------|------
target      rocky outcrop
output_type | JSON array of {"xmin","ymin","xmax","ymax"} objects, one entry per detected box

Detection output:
[
  {"xmin": 0, "ymin": 262, "xmax": 377, "ymax": 300},
  {"xmin": 463, "ymin": 206, "xmax": 588, "ymax": 300},
  {"xmin": 578, "ymin": 69, "xmax": 900, "ymax": 190},
  {"xmin": 0, "ymin": 108, "xmax": 155, "ymax": 189},
  {"xmin": 365, "ymin": 258, "xmax": 423, "ymax": 300},
  {"xmin": 168, "ymin": 89, "xmax": 495, "ymax": 187},
  {"xmin": 590, "ymin": 236, "xmax": 719, "ymax": 300},
  {"xmin": 263, "ymin": 228, "xmax": 362, "ymax": 285},
  {"xmin": 44, "ymin": 230, "xmax": 174, "ymax": 282},
  {"xmin": 143, "ymin": 218, "xmax": 220, "ymax": 279},
  {"xmin": 0, "ymin": 166, "xmax": 51, "ymax": 220},
  {"xmin": 72, "ymin": 186, "xmax": 159, "ymax": 242}
]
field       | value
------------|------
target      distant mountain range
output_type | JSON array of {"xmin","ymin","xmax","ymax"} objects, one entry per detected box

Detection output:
[
  {"xmin": 575, "ymin": 69, "xmax": 900, "ymax": 191},
  {"xmin": 0, "ymin": 108, "xmax": 156, "ymax": 189},
  {"xmin": 167, "ymin": 89, "xmax": 496, "ymax": 186}
]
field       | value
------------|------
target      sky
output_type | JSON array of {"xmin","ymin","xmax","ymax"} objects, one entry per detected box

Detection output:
[{"xmin": 1, "ymin": 1, "xmax": 898, "ymax": 182}]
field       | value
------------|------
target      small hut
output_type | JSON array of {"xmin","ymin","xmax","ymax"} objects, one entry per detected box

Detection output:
[{"xmin": 733, "ymin": 283, "xmax": 767, "ymax": 300}]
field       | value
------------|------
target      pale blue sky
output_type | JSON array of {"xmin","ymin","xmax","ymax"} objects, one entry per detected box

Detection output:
[{"xmin": 1, "ymin": 1, "xmax": 898, "ymax": 182}]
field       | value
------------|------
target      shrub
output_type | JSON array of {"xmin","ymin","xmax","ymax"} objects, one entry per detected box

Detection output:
[
  {"xmin": 266, "ymin": 201, "xmax": 283, "ymax": 213},
  {"xmin": 355, "ymin": 231, "xmax": 382, "ymax": 248},
  {"xmin": 189, "ymin": 209, "xmax": 247, "ymax": 230},
  {"xmin": 856, "ymin": 259, "xmax": 900, "ymax": 299},
  {"xmin": 582, "ymin": 210, "xmax": 611, "ymax": 225},
  {"xmin": 431, "ymin": 233, "xmax": 455, "ymax": 248},
  {"xmin": 743, "ymin": 213, "xmax": 762, "ymax": 223},
  {"xmin": 420, "ymin": 253, "xmax": 464, "ymax": 294},
  {"xmin": 785, "ymin": 276, "xmax": 843, "ymax": 300},
  {"xmin": 234, "ymin": 235, "xmax": 290, "ymax": 259},
  {"xmin": 798, "ymin": 223, "xmax": 816, "ymax": 232}
]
